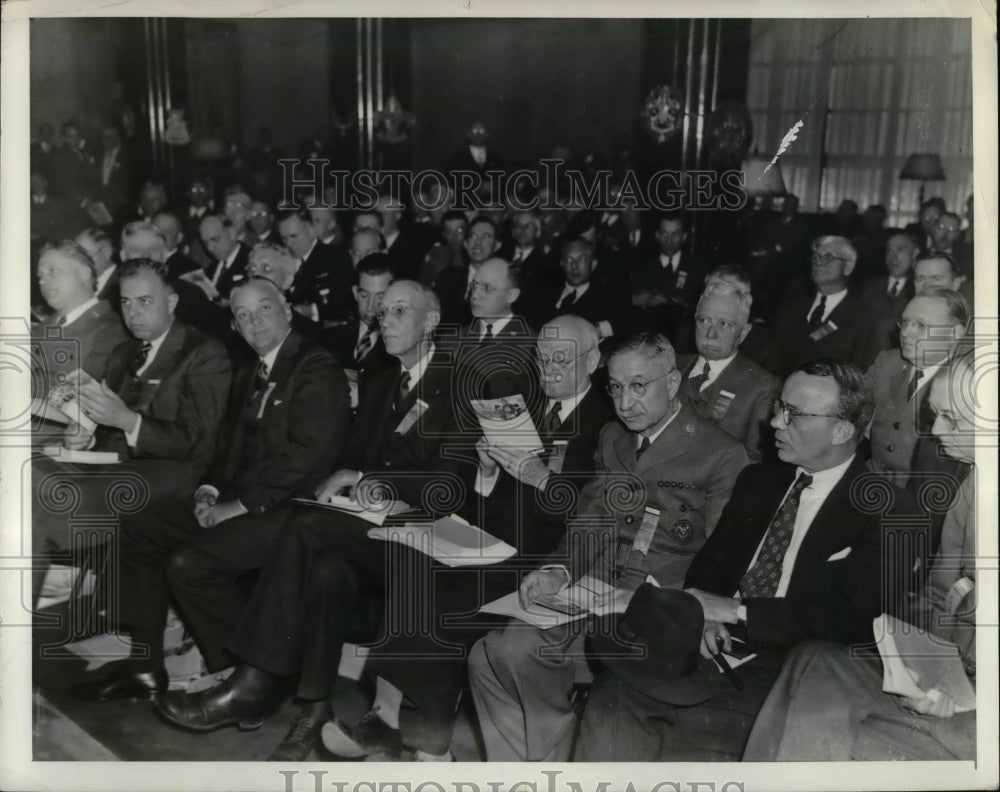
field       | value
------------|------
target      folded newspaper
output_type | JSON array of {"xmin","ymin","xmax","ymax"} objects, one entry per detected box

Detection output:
[
  {"xmin": 290, "ymin": 495, "xmax": 410, "ymax": 526},
  {"xmin": 480, "ymin": 575, "xmax": 623, "ymax": 629},
  {"xmin": 367, "ymin": 514, "xmax": 516, "ymax": 567},
  {"xmin": 471, "ymin": 394, "xmax": 543, "ymax": 452},
  {"xmin": 873, "ymin": 613, "xmax": 976, "ymax": 712}
]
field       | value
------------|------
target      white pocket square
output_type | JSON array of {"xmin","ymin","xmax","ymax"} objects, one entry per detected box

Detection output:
[
  {"xmin": 827, "ymin": 547, "xmax": 852, "ymax": 561},
  {"xmin": 273, "ymin": 399, "xmax": 283, "ymax": 406}
]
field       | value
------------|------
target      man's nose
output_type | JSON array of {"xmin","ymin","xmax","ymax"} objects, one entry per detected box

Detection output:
[{"xmin": 706, "ymin": 323, "xmax": 718, "ymax": 339}]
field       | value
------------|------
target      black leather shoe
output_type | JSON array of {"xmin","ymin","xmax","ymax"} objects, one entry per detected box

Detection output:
[
  {"xmin": 321, "ymin": 708, "xmax": 403, "ymax": 759},
  {"xmin": 155, "ymin": 677, "xmax": 281, "ymax": 732},
  {"xmin": 268, "ymin": 702, "xmax": 331, "ymax": 762},
  {"xmin": 71, "ymin": 667, "xmax": 167, "ymax": 702}
]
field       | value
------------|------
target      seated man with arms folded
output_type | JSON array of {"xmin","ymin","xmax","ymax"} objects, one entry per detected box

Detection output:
[{"xmin": 468, "ymin": 331, "xmax": 749, "ymax": 762}]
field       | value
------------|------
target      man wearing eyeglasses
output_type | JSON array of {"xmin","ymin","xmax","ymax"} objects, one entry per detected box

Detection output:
[
  {"xmin": 743, "ymin": 347, "xmax": 977, "ymax": 761},
  {"xmin": 771, "ymin": 236, "xmax": 869, "ymax": 376},
  {"xmin": 574, "ymin": 359, "xmax": 916, "ymax": 761},
  {"xmin": 678, "ymin": 287, "xmax": 781, "ymax": 463},
  {"xmin": 468, "ymin": 331, "xmax": 748, "ymax": 761},
  {"xmin": 868, "ymin": 288, "xmax": 969, "ymax": 486},
  {"xmin": 433, "ymin": 216, "xmax": 502, "ymax": 326},
  {"xmin": 155, "ymin": 280, "xmax": 472, "ymax": 761}
]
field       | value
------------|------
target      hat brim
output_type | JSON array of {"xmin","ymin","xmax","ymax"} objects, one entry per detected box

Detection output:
[{"xmin": 587, "ymin": 616, "xmax": 720, "ymax": 706}]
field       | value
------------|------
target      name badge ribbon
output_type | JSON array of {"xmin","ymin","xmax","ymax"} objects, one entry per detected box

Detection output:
[
  {"xmin": 810, "ymin": 319, "xmax": 839, "ymax": 342},
  {"xmin": 394, "ymin": 398, "xmax": 429, "ymax": 435},
  {"xmin": 547, "ymin": 440, "xmax": 568, "ymax": 474},
  {"xmin": 710, "ymin": 389, "xmax": 736, "ymax": 421},
  {"xmin": 632, "ymin": 506, "xmax": 661, "ymax": 556}
]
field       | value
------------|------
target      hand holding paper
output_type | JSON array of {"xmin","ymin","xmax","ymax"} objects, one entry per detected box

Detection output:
[
  {"xmin": 487, "ymin": 443, "xmax": 550, "ymax": 490},
  {"xmin": 315, "ymin": 469, "xmax": 362, "ymax": 502},
  {"xmin": 77, "ymin": 381, "xmax": 138, "ymax": 432}
]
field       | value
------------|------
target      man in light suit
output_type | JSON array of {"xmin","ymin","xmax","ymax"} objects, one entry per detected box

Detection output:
[
  {"xmin": 867, "ymin": 288, "xmax": 968, "ymax": 486},
  {"xmin": 32, "ymin": 259, "xmax": 232, "ymax": 603},
  {"xmin": 468, "ymin": 332, "xmax": 748, "ymax": 761},
  {"xmin": 32, "ymin": 240, "xmax": 128, "ymax": 393},
  {"xmin": 71, "ymin": 277, "xmax": 348, "ymax": 703},
  {"xmin": 678, "ymin": 287, "xmax": 781, "ymax": 463},
  {"xmin": 574, "ymin": 359, "xmax": 916, "ymax": 761},
  {"xmin": 743, "ymin": 347, "xmax": 977, "ymax": 761}
]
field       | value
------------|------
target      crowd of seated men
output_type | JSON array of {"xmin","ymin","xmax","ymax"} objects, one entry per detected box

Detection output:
[{"xmin": 29, "ymin": 117, "xmax": 979, "ymax": 763}]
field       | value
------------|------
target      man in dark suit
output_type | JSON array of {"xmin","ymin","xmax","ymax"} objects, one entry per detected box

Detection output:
[
  {"xmin": 903, "ymin": 197, "xmax": 946, "ymax": 254},
  {"xmin": 679, "ymin": 287, "xmax": 781, "ymax": 463},
  {"xmin": 32, "ymin": 259, "xmax": 232, "ymax": 602},
  {"xmin": 418, "ymin": 210, "xmax": 467, "ymax": 287},
  {"xmin": 75, "ymin": 227, "xmax": 120, "ymax": 306},
  {"xmin": 433, "ymin": 216, "xmax": 501, "ymax": 328},
  {"xmin": 277, "ymin": 208, "xmax": 355, "ymax": 324},
  {"xmin": 445, "ymin": 121, "xmax": 504, "ymax": 176},
  {"xmin": 743, "ymin": 350, "xmax": 977, "ymax": 761},
  {"xmin": 32, "ymin": 241, "xmax": 128, "ymax": 392},
  {"xmin": 770, "ymin": 235, "xmax": 870, "ymax": 376},
  {"xmin": 856, "ymin": 232, "xmax": 918, "ymax": 368},
  {"xmin": 96, "ymin": 124, "xmax": 134, "ymax": 224},
  {"xmin": 324, "ymin": 253, "xmax": 394, "ymax": 378},
  {"xmin": 574, "ymin": 359, "xmax": 915, "ymax": 761},
  {"xmin": 71, "ymin": 277, "xmax": 348, "ymax": 703},
  {"xmin": 913, "ymin": 251, "xmax": 973, "ymax": 306},
  {"xmin": 181, "ymin": 177, "xmax": 215, "ymax": 270},
  {"xmin": 247, "ymin": 201, "xmax": 279, "ymax": 245},
  {"xmin": 152, "ymin": 211, "xmax": 202, "ymax": 279},
  {"xmin": 526, "ymin": 238, "xmax": 631, "ymax": 341},
  {"xmin": 503, "ymin": 210, "xmax": 560, "ymax": 292},
  {"xmin": 377, "ymin": 193, "xmax": 425, "ymax": 280},
  {"xmin": 334, "ymin": 315, "xmax": 616, "ymax": 760},
  {"xmin": 469, "ymin": 332, "xmax": 749, "ymax": 761},
  {"xmin": 155, "ymin": 281, "xmax": 469, "ymax": 761},
  {"xmin": 868, "ymin": 288, "xmax": 968, "ymax": 486},
  {"xmin": 49, "ymin": 119, "xmax": 98, "ymax": 209},
  {"xmin": 199, "ymin": 214, "xmax": 249, "ymax": 302}
]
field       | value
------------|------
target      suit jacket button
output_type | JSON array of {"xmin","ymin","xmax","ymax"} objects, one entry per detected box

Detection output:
[
  {"xmin": 893, "ymin": 421, "xmax": 900, "ymax": 429},
  {"xmin": 625, "ymin": 515, "xmax": 634, "ymax": 524},
  {"xmin": 658, "ymin": 481, "xmax": 665, "ymax": 487},
  {"xmin": 886, "ymin": 444, "xmax": 895, "ymax": 452},
  {"xmin": 679, "ymin": 504, "xmax": 687, "ymax": 512}
]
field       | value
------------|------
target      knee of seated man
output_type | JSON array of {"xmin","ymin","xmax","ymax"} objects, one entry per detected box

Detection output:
[
  {"xmin": 165, "ymin": 545, "xmax": 208, "ymax": 583},
  {"xmin": 308, "ymin": 553, "xmax": 360, "ymax": 596}
]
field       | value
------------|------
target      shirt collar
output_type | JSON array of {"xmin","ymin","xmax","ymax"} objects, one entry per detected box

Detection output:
[
  {"xmin": 259, "ymin": 330, "xmax": 291, "ymax": 376},
  {"xmin": 480, "ymin": 313, "xmax": 514, "ymax": 338},
  {"xmin": 660, "ymin": 251, "xmax": 680, "ymax": 268},
  {"xmin": 222, "ymin": 244, "xmax": 241, "ymax": 269},
  {"xmin": 560, "ymin": 281, "xmax": 590, "ymax": 299},
  {"xmin": 95, "ymin": 265, "xmax": 116, "ymax": 294},
  {"xmin": 136, "ymin": 320, "xmax": 173, "ymax": 373},
  {"xmin": 384, "ymin": 229, "xmax": 400, "ymax": 249},
  {"xmin": 61, "ymin": 296, "xmax": 100, "ymax": 326},
  {"xmin": 549, "ymin": 383, "xmax": 591, "ymax": 420},
  {"xmin": 640, "ymin": 401, "xmax": 681, "ymax": 447},
  {"xmin": 694, "ymin": 351, "xmax": 737, "ymax": 380},
  {"xmin": 402, "ymin": 343, "xmax": 435, "ymax": 390},
  {"xmin": 797, "ymin": 454, "xmax": 854, "ymax": 491},
  {"xmin": 810, "ymin": 287, "xmax": 849, "ymax": 318}
]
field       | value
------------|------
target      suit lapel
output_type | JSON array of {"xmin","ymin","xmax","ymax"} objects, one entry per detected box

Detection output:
[{"xmin": 140, "ymin": 322, "xmax": 185, "ymax": 383}]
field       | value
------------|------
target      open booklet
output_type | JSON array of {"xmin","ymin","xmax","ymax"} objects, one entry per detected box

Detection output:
[
  {"xmin": 480, "ymin": 575, "xmax": 624, "ymax": 629},
  {"xmin": 33, "ymin": 368, "xmax": 104, "ymax": 432},
  {"xmin": 290, "ymin": 494, "xmax": 410, "ymax": 526},
  {"xmin": 471, "ymin": 394, "xmax": 543, "ymax": 452},
  {"xmin": 874, "ymin": 613, "xmax": 976, "ymax": 712},
  {"xmin": 41, "ymin": 446, "xmax": 119, "ymax": 465},
  {"xmin": 367, "ymin": 514, "xmax": 516, "ymax": 568}
]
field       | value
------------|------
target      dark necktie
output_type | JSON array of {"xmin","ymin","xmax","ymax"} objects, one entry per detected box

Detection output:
[
  {"xmin": 807, "ymin": 295, "xmax": 827, "ymax": 329},
  {"xmin": 397, "ymin": 370, "xmax": 412, "ymax": 406},
  {"xmin": 688, "ymin": 360, "xmax": 712, "ymax": 392},
  {"xmin": 354, "ymin": 329, "xmax": 375, "ymax": 362},
  {"xmin": 739, "ymin": 473, "xmax": 813, "ymax": 598},
  {"xmin": 558, "ymin": 289, "xmax": 578, "ymax": 311},
  {"xmin": 481, "ymin": 322, "xmax": 494, "ymax": 341},
  {"xmin": 888, "ymin": 280, "xmax": 899, "ymax": 298},
  {"xmin": 635, "ymin": 436, "xmax": 651, "ymax": 461},
  {"xmin": 513, "ymin": 251, "xmax": 525, "ymax": 265},
  {"xmin": 129, "ymin": 341, "xmax": 153, "ymax": 376},
  {"xmin": 255, "ymin": 361, "xmax": 270, "ymax": 393},
  {"xmin": 906, "ymin": 367, "xmax": 921, "ymax": 401},
  {"xmin": 541, "ymin": 402, "xmax": 562, "ymax": 439}
]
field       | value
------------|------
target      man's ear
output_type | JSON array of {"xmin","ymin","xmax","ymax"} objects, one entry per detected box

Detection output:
[
  {"xmin": 166, "ymin": 291, "xmax": 180, "ymax": 315},
  {"xmin": 844, "ymin": 259, "xmax": 856, "ymax": 278},
  {"xmin": 831, "ymin": 420, "xmax": 856, "ymax": 447},
  {"xmin": 352, "ymin": 286, "xmax": 359, "ymax": 302},
  {"xmin": 507, "ymin": 287, "xmax": 521, "ymax": 307},
  {"xmin": 738, "ymin": 323, "xmax": 752, "ymax": 344}
]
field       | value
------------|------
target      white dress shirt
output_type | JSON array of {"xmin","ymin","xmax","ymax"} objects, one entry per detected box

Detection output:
[
  {"xmin": 743, "ymin": 454, "xmax": 855, "ymax": 598},
  {"xmin": 478, "ymin": 313, "xmax": 514, "ymax": 340},
  {"xmin": 211, "ymin": 244, "xmax": 242, "ymax": 287},
  {"xmin": 61, "ymin": 297, "xmax": 100, "ymax": 327},
  {"xmin": 95, "ymin": 266, "xmax": 116, "ymax": 298},
  {"xmin": 124, "ymin": 322, "xmax": 173, "ymax": 446},
  {"xmin": 556, "ymin": 281, "xmax": 590, "ymax": 308},
  {"xmin": 659, "ymin": 252, "xmax": 680, "ymax": 270},
  {"xmin": 691, "ymin": 352, "xmax": 737, "ymax": 391},
  {"xmin": 806, "ymin": 288, "xmax": 848, "ymax": 324}
]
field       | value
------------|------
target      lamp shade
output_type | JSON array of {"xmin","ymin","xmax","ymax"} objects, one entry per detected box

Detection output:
[
  {"xmin": 899, "ymin": 154, "xmax": 946, "ymax": 181},
  {"xmin": 741, "ymin": 155, "xmax": 787, "ymax": 196}
]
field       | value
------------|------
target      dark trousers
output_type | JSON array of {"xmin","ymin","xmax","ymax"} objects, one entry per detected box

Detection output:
[
  {"xmin": 165, "ymin": 506, "xmax": 294, "ymax": 671},
  {"xmin": 574, "ymin": 655, "xmax": 783, "ymax": 761},
  {"xmin": 225, "ymin": 506, "xmax": 389, "ymax": 700}
]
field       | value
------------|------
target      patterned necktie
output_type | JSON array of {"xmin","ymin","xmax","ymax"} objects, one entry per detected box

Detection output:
[
  {"xmin": 354, "ymin": 329, "xmax": 375, "ymax": 362},
  {"xmin": 397, "ymin": 370, "xmax": 412, "ymax": 406},
  {"xmin": 558, "ymin": 289, "xmax": 578, "ymax": 311},
  {"xmin": 739, "ymin": 473, "xmax": 813, "ymax": 598},
  {"xmin": 542, "ymin": 402, "xmax": 562, "ymax": 439},
  {"xmin": 807, "ymin": 295, "xmax": 827, "ymax": 329},
  {"xmin": 129, "ymin": 341, "xmax": 153, "ymax": 376},
  {"xmin": 635, "ymin": 436, "xmax": 651, "ymax": 461},
  {"xmin": 688, "ymin": 360, "xmax": 712, "ymax": 392},
  {"xmin": 255, "ymin": 360, "xmax": 270, "ymax": 393}
]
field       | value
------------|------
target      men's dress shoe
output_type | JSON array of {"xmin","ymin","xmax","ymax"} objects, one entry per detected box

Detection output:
[
  {"xmin": 321, "ymin": 709, "xmax": 403, "ymax": 759},
  {"xmin": 71, "ymin": 667, "xmax": 167, "ymax": 702},
  {"xmin": 268, "ymin": 705, "xmax": 330, "ymax": 762},
  {"xmin": 155, "ymin": 677, "xmax": 279, "ymax": 732}
]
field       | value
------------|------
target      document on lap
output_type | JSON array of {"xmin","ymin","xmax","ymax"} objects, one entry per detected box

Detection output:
[
  {"xmin": 367, "ymin": 514, "xmax": 516, "ymax": 567},
  {"xmin": 874, "ymin": 614, "xmax": 976, "ymax": 712},
  {"xmin": 471, "ymin": 394, "xmax": 543, "ymax": 452},
  {"xmin": 480, "ymin": 575, "xmax": 623, "ymax": 629},
  {"xmin": 290, "ymin": 494, "xmax": 411, "ymax": 526},
  {"xmin": 42, "ymin": 446, "xmax": 120, "ymax": 465}
]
